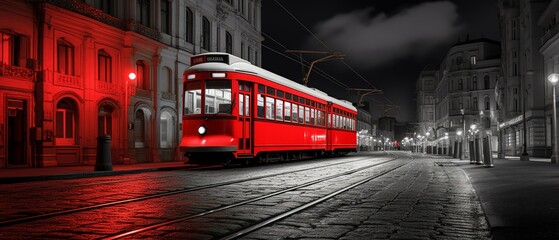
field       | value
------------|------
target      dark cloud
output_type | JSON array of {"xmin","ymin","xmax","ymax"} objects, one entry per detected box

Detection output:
[{"xmin": 311, "ymin": 1, "xmax": 464, "ymax": 69}]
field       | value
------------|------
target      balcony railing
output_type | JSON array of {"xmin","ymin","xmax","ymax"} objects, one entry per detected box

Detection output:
[
  {"xmin": 136, "ymin": 88, "xmax": 151, "ymax": 99},
  {"xmin": 0, "ymin": 63, "xmax": 34, "ymax": 81},
  {"xmin": 54, "ymin": 72, "xmax": 82, "ymax": 89},
  {"xmin": 96, "ymin": 81, "xmax": 118, "ymax": 95},
  {"xmin": 39, "ymin": 0, "xmax": 161, "ymax": 41},
  {"xmin": 161, "ymin": 91, "xmax": 176, "ymax": 101},
  {"xmin": 542, "ymin": 22, "xmax": 559, "ymax": 46}
]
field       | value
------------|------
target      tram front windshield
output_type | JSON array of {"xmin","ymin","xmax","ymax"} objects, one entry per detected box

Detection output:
[{"xmin": 184, "ymin": 80, "xmax": 232, "ymax": 115}]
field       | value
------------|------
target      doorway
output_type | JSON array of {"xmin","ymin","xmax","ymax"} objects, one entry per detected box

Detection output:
[{"xmin": 7, "ymin": 99, "xmax": 26, "ymax": 166}]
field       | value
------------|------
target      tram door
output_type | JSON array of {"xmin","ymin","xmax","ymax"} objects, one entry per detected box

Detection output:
[{"xmin": 238, "ymin": 82, "xmax": 252, "ymax": 155}]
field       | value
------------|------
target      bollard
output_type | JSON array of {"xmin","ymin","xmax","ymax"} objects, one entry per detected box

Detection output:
[
  {"xmin": 95, "ymin": 135, "xmax": 112, "ymax": 171},
  {"xmin": 459, "ymin": 142, "xmax": 463, "ymax": 159},
  {"xmin": 476, "ymin": 137, "xmax": 484, "ymax": 165},
  {"xmin": 453, "ymin": 141, "xmax": 458, "ymax": 158},
  {"xmin": 483, "ymin": 137, "xmax": 494, "ymax": 167},
  {"xmin": 469, "ymin": 140, "xmax": 476, "ymax": 164}
]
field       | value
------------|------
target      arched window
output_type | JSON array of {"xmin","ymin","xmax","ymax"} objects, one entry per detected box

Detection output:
[
  {"xmin": 225, "ymin": 31, "xmax": 233, "ymax": 54},
  {"xmin": 136, "ymin": 0, "xmax": 150, "ymax": 26},
  {"xmin": 185, "ymin": 7, "xmax": 193, "ymax": 43},
  {"xmin": 485, "ymin": 96, "xmax": 490, "ymax": 110},
  {"xmin": 472, "ymin": 76, "xmax": 477, "ymax": 90},
  {"xmin": 473, "ymin": 97, "xmax": 478, "ymax": 110},
  {"xmin": 57, "ymin": 38, "xmax": 74, "ymax": 75},
  {"xmin": 136, "ymin": 60, "xmax": 148, "ymax": 90},
  {"xmin": 98, "ymin": 50, "xmax": 111, "ymax": 83},
  {"xmin": 134, "ymin": 110, "xmax": 146, "ymax": 148},
  {"xmin": 56, "ymin": 98, "xmax": 77, "ymax": 145},
  {"xmin": 202, "ymin": 16, "xmax": 211, "ymax": 50},
  {"xmin": 484, "ymin": 75, "xmax": 490, "ymax": 89},
  {"xmin": 484, "ymin": 117, "xmax": 491, "ymax": 129},
  {"xmin": 98, "ymin": 103, "xmax": 113, "ymax": 136},
  {"xmin": 160, "ymin": 111, "xmax": 175, "ymax": 148}
]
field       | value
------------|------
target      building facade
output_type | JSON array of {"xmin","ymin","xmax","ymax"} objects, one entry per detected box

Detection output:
[
  {"xmin": 0, "ymin": 0, "xmax": 262, "ymax": 168},
  {"xmin": 415, "ymin": 65, "xmax": 437, "ymax": 137},
  {"xmin": 356, "ymin": 107, "xmax": 373, "ymax": 151},
  {"xmin": 540, "ymin": 0, "xmax": 559, "ymax": 161},
  {"xmin": 416, "ymin": 38, "xmax": 501, "ymax": 154},
  {"xmin": 498, "ymin": 0, "xmax": 549, "ymax": 158}
]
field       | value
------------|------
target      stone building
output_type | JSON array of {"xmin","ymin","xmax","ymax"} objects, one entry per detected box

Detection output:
[
  {"xmin": 498, "ymin": 0, "xmax": 549, "ymax": 158},
  {"xmin": 0, "ymin": 0, "xmax": 262, "ymax": 168},
  {"xmin": 416, "ymin": 38, "xmax": 501, "ymax": 155}
]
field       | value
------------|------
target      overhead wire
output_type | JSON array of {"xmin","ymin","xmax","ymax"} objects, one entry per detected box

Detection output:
[{"xmin": 270, "ymin": 0, "xmax": 398, "ymax": 107}]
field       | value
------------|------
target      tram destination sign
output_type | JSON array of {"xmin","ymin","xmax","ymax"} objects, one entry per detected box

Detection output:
[{"xmin": 191, "ymin": 54, "xmax": 229, "ymax": 66}]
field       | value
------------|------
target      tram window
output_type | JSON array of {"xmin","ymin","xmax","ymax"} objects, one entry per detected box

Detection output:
[
  {"xmin": 306, "ymin": 99, "xmax": 310, "ymax": 106},
  {"xmin": 239, "ymin": 94, "xmax": 244, "ymax": 116},
  {"xmin": 257, "ymin": 94, "xmax": 264, "ymax": 118},
  {"xmin": 284, "ymin": 102, "xmax": 291, "ymax": 121},
  {"xmin": 286, "ymin": 93, "xmax": 292, "ymax": 100},
  {"xmin": 310, "ymin": 109, "xmax": 315, "ymax": 125},
  {"xmin": 305, "ymin": 107, "xmax": 310, "ymax": 124},
  {"xmin": 205, "ymin": 80, "xmax": 232, "ymax": 114},
  {"xmin": 298, "ymin": 105, "xmax": 304, "ymax": 123},
  {"xmin": 258, "ymin": 84, "xmax": 265, "ymax": 93},
  {"xmin": 184, "ymin": 81, "xmax": 202, "ymax": 115},
  {"xmin": 293, "ymin": 95, "xmax": 299, "ymax": 102},
  {"xmin": 267, "ymin": 87, "xmax": 275, "ymax": 95},
  {"xmin": 300, "ymin": 97, "xmax": 305, "ymax": 104},
  {"xmin": 277, "ymin": 90, "xmax": 284, "ymax": 98},
  {"xmin": 244, "ymin": 84, "xmax": 250, "ymax": 91},
  {"xmin": 276, "ymin": 99, "xmax": 283, "ymax": 121},
  {"xmin": 245, "ymin": 95, "xmax": 250, "ymax": 116},
  {"xmin": 265, "ymin": 97, "xmax": 274, "ymax": 120},
  {"xmin": 292, "ymin": 104, "xmax": 298, "ymax": 123},
  {"xmin": 328, "ymin": 114, "xmax": 331, "ymax": 127}
]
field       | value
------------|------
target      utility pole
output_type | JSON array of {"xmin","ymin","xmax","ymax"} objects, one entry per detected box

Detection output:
[{"xmin": 285, "ymin": 50, "xmax": 344, "ymax": 86}]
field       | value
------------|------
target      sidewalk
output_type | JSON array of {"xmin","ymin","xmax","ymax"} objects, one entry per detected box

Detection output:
[
  {"xmin": 453, "ymin": 156, "xmax": 559, "ymax": 239},
  {"xmin": 0, "ymin": 161, "xmax": 195, "ymax": 184}
]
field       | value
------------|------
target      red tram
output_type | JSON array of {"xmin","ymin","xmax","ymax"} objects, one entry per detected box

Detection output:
[{"xmin": 180, "ymin": 53, "xmax": 357, "ymax": 165}]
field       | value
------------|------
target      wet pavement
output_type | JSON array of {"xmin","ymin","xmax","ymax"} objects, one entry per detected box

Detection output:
[{"xmin": 0, "ymin": 152, "xmax": 557, "ymax": 239}]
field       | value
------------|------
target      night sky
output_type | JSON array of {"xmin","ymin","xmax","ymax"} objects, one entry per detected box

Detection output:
[{"xmin": 261, "ymin": 0, "xmax": 500, "ymax": 122}]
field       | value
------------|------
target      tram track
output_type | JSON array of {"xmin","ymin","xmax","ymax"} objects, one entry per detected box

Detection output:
[
  {"xmin": 99, "ymin": 152, "xmax": 413, "ymax": 239},
  {"xmin": 0, "ymin": 153, "xmax": 389, "ymax": 227}
]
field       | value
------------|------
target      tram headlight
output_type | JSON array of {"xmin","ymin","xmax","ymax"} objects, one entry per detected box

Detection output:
[{"xmin": 198, "ymin": 125, "xmax": 206, "ymax": 135}]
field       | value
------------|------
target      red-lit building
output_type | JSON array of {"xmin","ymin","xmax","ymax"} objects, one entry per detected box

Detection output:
[{"xmin": 0, "ymin": 0, "xmax": 262, "ymax": 168}]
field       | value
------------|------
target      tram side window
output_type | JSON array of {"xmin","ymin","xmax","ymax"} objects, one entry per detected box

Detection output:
[
  {"xmin": 205, "ymin": 80, "xmax": 232, "ymax": 114},
  {"xmin": 184, "ymin": 81, "xmax": 202, "ymax": 115},
  {"xmin": 317, "ymin": 111, "xmax": 322, "ymax": 126},
  {"xmin": 310, "ymin": 109, "xmax": 315, "ymax": 125},
  {"xmin": 257, "ymin": 94, "xmax": 264, "ymax": 118},
  {"xmin": 328, "ymin": 114, "xmax": 331, "ymax": 127},
  {"xmin": 305, "ymin": 107, "xmax": 310, "ymax": 124},
  {"xmin": 239, "ymin": 94, "xmax": 244, "ymax": 116},
  {"xmin": 298, "ymin": 105, "xmax": 304, "ymax": 123},
  {"xmin": 284, "ymin": 101, "xmax": 291, "ymax": 121},
  {"xmin": 292, "ymin": 104, "xmax": 298, "ymax": 123},
  {"xmin": 265, "ymin": 96, "xmax": 274, "ymax": 120},
  {"xmin": 276, "ymin": 99, "xmax": 283, "ymax": 121}
]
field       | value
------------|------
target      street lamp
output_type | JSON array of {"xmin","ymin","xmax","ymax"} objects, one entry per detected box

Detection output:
[
  {"xmin": 460, "ymin": 108, "xmax": 466, "ymax": 160},
  {"xmin": 548, "ymin": 73, "xmax": 559, "ymax": 163},
  {"xmin": 457, "ymin": 130, "xmax": 463, "ymax": 160},
  {"xmin": 125, "ymin": 72, "xmax": 136, "ymax": 161}
]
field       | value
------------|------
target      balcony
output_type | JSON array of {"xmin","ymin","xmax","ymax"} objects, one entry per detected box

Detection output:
[
  {"xmin": 449, "ymin": 63, "xmax": 471, "ymax": 72},
  {"xmin": 0, "ymin": 63, "xmax": 34, "ymax": 81},
  {"xmin": 136, "ymin": 88, "xmax": 151, "ymax": 99},
  {"xmin": 43, "ymin": 0, "xmax": 161, "ymax": 41},
  {"xmin": 96, "ymin": 81, "xmax": 119, "ymax": 95},
  {"xmin": 542, "ymin": 22, "xmax": 559, "ymax": 46},
  {"xmin": 54, "ymin": 72, "xmax": 82, "ymax": 89},
  {"xmin": 161, "ymin": 92, "xmax": 176, "ymax": 101}
]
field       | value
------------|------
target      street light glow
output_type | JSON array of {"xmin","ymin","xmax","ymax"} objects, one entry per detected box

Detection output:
[
  {"xmin": 457, "ymin": 130, "xmax": 463, "ymax": 136},
  {"xmin": 128, "ymin": 72, "xmax": 136, "ymax": 80},
  {"xmin": 548, "ymin": 73, "xmax": 559, "ymax": 85}
]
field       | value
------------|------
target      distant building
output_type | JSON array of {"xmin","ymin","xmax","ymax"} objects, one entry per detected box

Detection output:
[
  {"xmin": 357, "ymin": 108, "xmax": 373, "ymax": 151},
  {"xmin": 415, "ymin": 65, "xmax": 437, "ymax": 137},
  {"xmin": 0, "ymin": 0, "xmax": 262, "ymax": 168},
  {"xmin": 377, "ymin": 116, "xmax": 395, "ymax": 149},
  {"xmin": 416, "ymin": 38, "xmax": 501, "ymax": 154}
]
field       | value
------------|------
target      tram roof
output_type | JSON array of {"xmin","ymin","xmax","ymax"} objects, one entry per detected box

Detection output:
[{"xmin": 187, "ymin": 53, "xmax": 356, "ymax": 112}]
